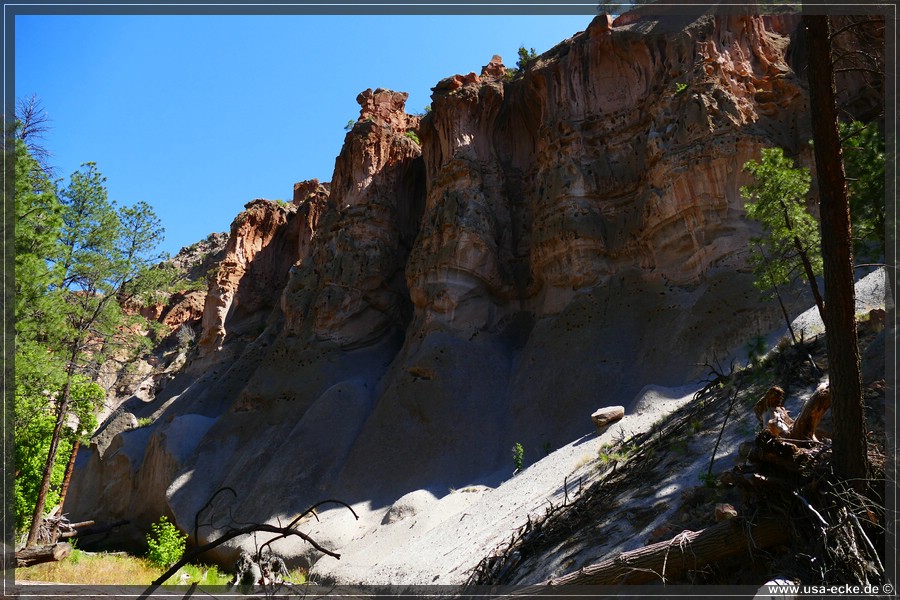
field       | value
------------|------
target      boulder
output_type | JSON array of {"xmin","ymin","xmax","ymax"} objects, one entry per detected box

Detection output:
[{"xmin": 591, "ymin": 406, "xmax": 625, "ymax": 430}]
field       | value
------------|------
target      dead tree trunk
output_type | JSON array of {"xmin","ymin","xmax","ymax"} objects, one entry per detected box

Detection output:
[
  {"xmin": 514, "ymin": 518, "xmax": 788, "ymax": 590},
  {"xmin": 16, "ymin": 543, "xmax": 72, "ymax": 568},
  {"xmin": 61, "ymin": 519, "xmax": 128, "ymax": 540}
]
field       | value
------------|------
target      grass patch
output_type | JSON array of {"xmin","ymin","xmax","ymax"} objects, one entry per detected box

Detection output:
[
  {"xmin": 597, "ymin": 442, "xmax": 638, "ymax": 464},
  {"xmin": 163, "ymin": 563, "xmax": 232, "ymax": 586},
  {"xmin": 17, "ymin": 550, "xmax": 164, "ymax": 585},
  {"xmin": 15, "ymin": 549, "xmax": 237, "ymax": 586}
]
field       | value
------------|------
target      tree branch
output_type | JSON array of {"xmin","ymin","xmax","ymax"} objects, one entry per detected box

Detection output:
[
  {"xmin": 139, "ymin": 498, "xmax": 358, "ymax": 599},
  {"xmin": 511, "ymin": 518, "xmax": 788, "ymax": 590}
]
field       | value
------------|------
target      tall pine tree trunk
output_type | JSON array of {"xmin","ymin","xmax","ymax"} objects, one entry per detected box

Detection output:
[
  {"xmin": 57, "ymin": 439, "xmax": 81, "ymax": 514},
  {"xmin": 25, "ymin": 354, "xmax": 77, "ymax": 547},
  {"xmin": 804, "ymin": 14, "xmax": 867, "ymax": 484}
]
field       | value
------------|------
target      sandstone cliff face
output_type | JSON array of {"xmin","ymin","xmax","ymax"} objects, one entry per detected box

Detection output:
[
  {"xmin": 69, "ymin": 12, "xmax": 832, "ymax": 569},
  {"xmin": 199, "ymin": 199, "xmax": 301, "ymax": 354},
  {"xmin": 282, "ymin": 88, "xmax": 425, "ymax": 347}
]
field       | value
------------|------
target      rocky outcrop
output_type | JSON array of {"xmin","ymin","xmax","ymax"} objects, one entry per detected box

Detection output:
[
  {"xmin": 282, "ymin": 88, "xmax": 425, "ymax": 347},
  {"xmin": 93, "ymin": 233, "xmax": 228, "ymax": 427},
  {"xmin": 168, "ymin": 232, "xmax": 229, "ymax": 282},
  {"xmin": 198, "ymin": 199, "xmax": 302, "ymax": 353},
  {"xmin": 67, "ymin": 11, "xmax": 871, "ymax": 577}
]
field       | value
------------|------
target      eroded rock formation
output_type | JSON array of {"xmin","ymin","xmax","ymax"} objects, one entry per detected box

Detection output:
[
  {"xmin": 199, "ymin": 199, "xmax": 301, "ymax": 354},
  {"xmin": 67, "ymin": 11, "xmax": 859, "ymax": 575}
]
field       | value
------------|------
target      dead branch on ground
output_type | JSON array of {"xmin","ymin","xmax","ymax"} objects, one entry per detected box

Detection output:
[
  {"xmin": 512, "ymin": 518, "xmax": 788, "ymax": 591},
  {"xmin": 137, "ymin": 493, "xmax": 358, "ymax": 600}
]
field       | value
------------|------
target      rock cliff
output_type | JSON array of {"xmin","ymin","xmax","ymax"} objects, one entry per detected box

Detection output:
[{"xmin": 68, "ymin": 11, "xmax": 848, "ymax": 576}]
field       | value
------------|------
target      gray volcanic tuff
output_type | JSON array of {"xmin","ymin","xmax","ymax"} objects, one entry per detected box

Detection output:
[{"xmin": 68, "ymin": 11, "xmax": 830, "ymax": 572}]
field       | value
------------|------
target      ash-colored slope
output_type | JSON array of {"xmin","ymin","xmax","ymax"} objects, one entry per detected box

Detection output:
[
  {"xmin": 303, "ymin": 269, "xmax": 886, "ymax": 587},
  {"xmin": 306, "ymin": 383, "xmax": 699, "ymax": 586}
]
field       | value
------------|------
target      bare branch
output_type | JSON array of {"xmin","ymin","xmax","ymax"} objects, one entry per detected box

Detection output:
[
  {"xmin": 829, "ymin": 17, "xmax": 884, "ymax": 43},
  {"xmin": 16, "ymin": 94, "xmax": 51, "ymax": 143},
  {"xmin": 138, "ymin": 506, "xmax": 355, "ymax": 600},
  {"xmin": 15, "ymin": 94, "xmax": 55, "ymax": 176},
  {"xmin": 832, "ymin": 67, "xmax": 886, "ymax": 78},
  {"xmin": 138, "ymin": 492, "xmax": 359, "ymax": 599}
]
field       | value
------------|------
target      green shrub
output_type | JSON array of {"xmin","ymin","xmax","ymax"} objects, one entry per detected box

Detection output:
[
  {"xmin": 745, "ymin": 334, "xmax": 768, "ymax": 366},
  {"xmin": 598, "ymin": 442, "xmax": 637, "ymax": 464},
  {"xmin": 146, "ymin": 516, "xmax": 187, "ymax": 569},
  {"xmin": 404, "ymin": 130, "xmax": 420, "ymax": 144},
  {"xmin": 675, "ymin": 82, "xmax": 689, "ymax": 95},
  {"xmin": 512, "ymin": 442, "xmax": 524, "ymax": 471}
]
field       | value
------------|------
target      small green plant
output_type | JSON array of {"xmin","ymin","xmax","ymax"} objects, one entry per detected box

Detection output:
[
  {"xmin": 504, "ymin": 46, "xmax": 538, "ymax": 81},
  {"xmin": 423, "ymin": 104, "xmax": 431, "ymax": 113},
  {"xmin": 598, "ymin": 442, "xmax": 636, "ymax": 464},
  {"xmin": 344, "ymin": 119, "xmax": 355, "ymax": 131},
  {"xmin": 674, "ymin": 82, "xmax": 689, "ymax": 95},
  {"xmin": 404, "ymin": 130, "xmax": 420, "ymax": 144},
  {"xmin": 690, "ymin": 418, "xmax": 703, "ymax": 434},
  {"xmin": 699, "ymin": 472, "xmax": 718, "ymax": 488},
  {"xmin": 512, "ymin": 442, "xmax": 524, "ymax": 472},
  {"xmin": 135, "ymin": 417, "xmax": 154, "ymax": 428},
  {"xmin": 745, "ymin": 334, "xmax": 768, "ymax": 366},
  {"xmin": 146, "ymin": 516, "xmax": 187, "ymax": 569},
  {"xmin": 164, "ymin": 563, "xmax": 232, "ymax": 586}
]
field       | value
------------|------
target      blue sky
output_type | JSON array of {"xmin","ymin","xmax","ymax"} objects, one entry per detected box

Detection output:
[{"xmin": 15, "ymin": 12, "xmax": 597, "ymax": 257}]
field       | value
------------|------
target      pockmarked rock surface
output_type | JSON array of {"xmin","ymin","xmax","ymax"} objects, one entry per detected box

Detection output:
[{"xmin": 65, "ymin": 10, "xmax": 876, "ymax": 582}]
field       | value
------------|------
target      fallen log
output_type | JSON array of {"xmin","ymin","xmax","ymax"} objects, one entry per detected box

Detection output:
[
  {"xmin": 16, "ymin": 542, "xmax": 72, "ymax": 568},
  {"xmin": 514, "ymin": 518, "xmax": 788, "ymax": 591},
  {"xmin": 67, "ymin": 520, "xmax": 96, "ymax": 530},
  {"xmin": 61, "ymin": 519, "xmax": 129, "ymax": 539}
]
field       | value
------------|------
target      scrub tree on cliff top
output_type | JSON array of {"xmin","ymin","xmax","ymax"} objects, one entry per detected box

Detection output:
[{"xmin": 23, "ymin": 159, "xmax": 167, "ymax": 547}]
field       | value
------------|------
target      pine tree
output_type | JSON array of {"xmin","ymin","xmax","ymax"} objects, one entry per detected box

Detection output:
[
  {"xmin": 24, "ymin": 162, "xmax": 166, "ymax": 546},
  {"xmin": 741, "ymin": 147, "xmax": 825, "ymax": 321}
]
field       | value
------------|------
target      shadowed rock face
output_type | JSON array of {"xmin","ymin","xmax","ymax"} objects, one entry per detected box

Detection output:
[{"xmin": 68, "ymin": 12, "xmax": 851, "ymax": 566}]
